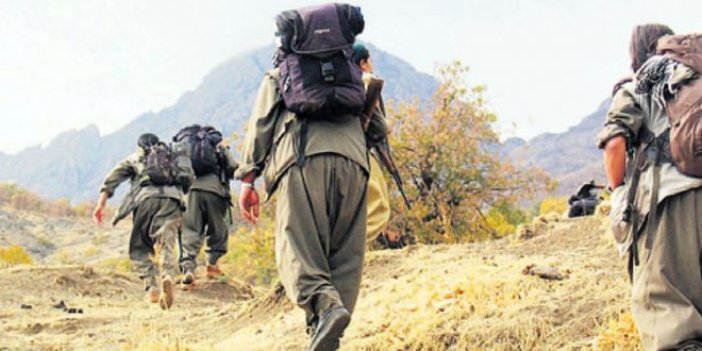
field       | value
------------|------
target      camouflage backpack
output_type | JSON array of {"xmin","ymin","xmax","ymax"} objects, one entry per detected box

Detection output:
[
  {"xmin": 173, "ymin": 125, "xmax": 223, "ymax": 177},
  {"xmin": 140, "ymin": 142, "xmax": 177, "ymax": 186}
]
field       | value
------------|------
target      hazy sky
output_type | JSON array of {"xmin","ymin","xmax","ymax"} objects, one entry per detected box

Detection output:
[{"xmin": 0, "ymin": 0, "xmax": 700, "ymax": 153}]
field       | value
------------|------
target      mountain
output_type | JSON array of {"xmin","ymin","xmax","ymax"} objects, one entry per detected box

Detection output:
[
  {"xmin": 0, "ymin": 43, "xmax": 437, "ymax": 202},
  {"xmin": 503, "ymin": 99, "xmax": 610, "ymax": 196}
]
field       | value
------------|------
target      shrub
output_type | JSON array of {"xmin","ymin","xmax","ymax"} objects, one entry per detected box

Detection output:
[
  {"xmin": 596, "ymin": 312, "xmax": 642, "ymax": 350},
  {"xmin": 484, "ymin": 202, "xmax": 529, "ymax": 237},
  {"xmin": 0, "ymin": 245, "xmax": 33, "ymax": 266},
  {"xmin": 100, "ymin": 257, "xmax": 133, "ymax": 273},
  {"xmin": 222, "ymin": 199, "xmax": 277, "ymax": 286},
  {"xmin": 539, "ymin": 197, "xmax": 569, "ymax": 216}
]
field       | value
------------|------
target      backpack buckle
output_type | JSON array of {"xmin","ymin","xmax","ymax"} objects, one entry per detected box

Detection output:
[{"xmin": 321, "ymin": 62, "xmax": 335, "ymax": 82}]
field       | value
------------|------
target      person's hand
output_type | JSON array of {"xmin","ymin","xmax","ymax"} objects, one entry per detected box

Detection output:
[
  {"xmin": 239, "ymin": 184, "xmax": 260, "ymax": 224},
  {"xmin": 93, "ymin": 191, "xmax": 109, "ymax": 225},
  {"xmin": 93, "ymin": 203, "xmax": 105, "ymax": 225}
]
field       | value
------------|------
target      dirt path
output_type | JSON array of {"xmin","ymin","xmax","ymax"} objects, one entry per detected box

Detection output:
[{"xmin": 0, "ymin": 265, "xmax": 255, "ymax": 350}]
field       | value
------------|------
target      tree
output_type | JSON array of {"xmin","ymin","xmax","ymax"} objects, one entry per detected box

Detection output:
[{"xmin": 386, "ymin": 62, "xmax": 553, "ymax": 243}]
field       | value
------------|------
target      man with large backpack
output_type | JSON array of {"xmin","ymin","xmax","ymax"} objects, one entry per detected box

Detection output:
[
  {"xmin": 599, "ymin": 24, "xmax": 702, "ymax": 350},
  {"xmin": 236, "ymin": 3, "xmax": 374, "ymax": 350},
  {"xmin": 175, "ymin": 125, "xmax": 238, "ymax": 285},
  {"xmin": 93, "ymin": 133, "xmax": 193, "ymax": 310}
]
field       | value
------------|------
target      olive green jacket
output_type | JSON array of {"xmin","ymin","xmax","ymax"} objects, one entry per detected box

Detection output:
[
  {"xmin": 596, "ymin": 65, "xmax": 702, "ymax": 220},
  {"xmin": 235, "ymin": 68, "xmax": 369, "ymax": 199},
  {"xmin": 100, "ymin": 149, "xmax": 185, "ymax": 225},
  {"xmin": 190, "ymin": 145, "xmax": 238, "ymax": 198}
]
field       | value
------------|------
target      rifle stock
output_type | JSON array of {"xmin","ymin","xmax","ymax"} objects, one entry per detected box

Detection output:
[{"xmin": 363, "ymin": 77, "xmax": 384, "ymax": 131}]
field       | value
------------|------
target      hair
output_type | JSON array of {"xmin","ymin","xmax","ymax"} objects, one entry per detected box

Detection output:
[
  {"xmin": 629, "ymin": 23, "xmax": 674, "ymax": 72},
  {"xmin": 351, "ymin": 43, "xmax": 370, "ymax": 66},
  {"xmin": 137, "ymin": 133, "xmax": 160, "ymax": 148}
]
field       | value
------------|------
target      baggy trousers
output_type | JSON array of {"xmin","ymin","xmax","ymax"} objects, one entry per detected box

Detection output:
[
  {"xmin": 366, "ymin": 154, "xmax": 390, "ymax": 240},
  {"xmin": 632, "ymin": 187, "xmax": 702, "ymax": 350},
  {"xmin": 275, "ymin": 154, "xmax": 368, "ymax": 326},
  {"xmin": 180, "ymin": 190, "xmax": 230, "ymax": 272},
  {"xmin": 130, "ymin": 197, "xmax": 182, "ymax": 289}
]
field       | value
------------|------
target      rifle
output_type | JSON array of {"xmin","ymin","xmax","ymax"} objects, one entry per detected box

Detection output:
[
  {"xmin": 374, "ymin": 140, "xmax": 412, "ymax": 210},
  {"xmin": 363, "ymin": 76, "xmax": 412, "ymax": 210}
]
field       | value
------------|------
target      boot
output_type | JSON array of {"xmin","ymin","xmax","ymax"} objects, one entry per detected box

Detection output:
[
  {"xmin": 677, "ymin": 340, "xmax": 702, "ymax": 351},
  {"xmin": 144, "ymin": 286, "xmax": 159, "ymax": 304},
  {"xmin": 159, "ymin": 275, "xmax": 175, "ymax": 310},
  {"xmin": 182, "ymin": 270, "xmax": 195, "ymax": 285},
  {"xmin": 309, "ymin": 306, "xmax": 350, "ymax": 351},
  {"xmin": 206, "ymin": 264, "xmax": 223, "ymax": 279}
]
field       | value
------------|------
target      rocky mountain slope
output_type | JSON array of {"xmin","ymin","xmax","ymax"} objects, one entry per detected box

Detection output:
[
  {"xmin": 0, "ymin": 208, "xmax": 640, "ymax": 350},
  {"xmin": 0, "ymin": 38, "xmax": 613, "ymax": 202},
  {"xmin": 0, "ymin": 43, "xmax": 437, "ymax": 203},
  {"xmin": 504, "ymin": 100, "xmax": 610, "ymax": 196}
]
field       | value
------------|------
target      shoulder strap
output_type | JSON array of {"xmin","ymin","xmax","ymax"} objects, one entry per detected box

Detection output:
[{"xmin": 625, "ymin": 126, "xmax": 654, "ymax": 266}]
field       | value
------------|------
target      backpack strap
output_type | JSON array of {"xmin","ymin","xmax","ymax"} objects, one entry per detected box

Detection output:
[
  {"xmin": 295, "ymin": 119, "xmax": 309, "ymax": 167},
  {"xmin": 627, "ymin": 127, "xmax": 670, "ymax": 269},
  {"xmin": 625, "ymin": 127, "xmax": 652, "ymax": 268}
]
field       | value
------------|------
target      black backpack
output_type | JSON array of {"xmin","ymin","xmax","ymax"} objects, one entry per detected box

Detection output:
[
  {"xmin": 274, "ymin": 3, "xmax": 366, "ymax": 118},
  {"xmin": 174, "ymin": 125, "xmax": 223, "ymax": 177},
  {"xmin": 141, "ymin": 142, "xmax": 177, "ymax": 186}
]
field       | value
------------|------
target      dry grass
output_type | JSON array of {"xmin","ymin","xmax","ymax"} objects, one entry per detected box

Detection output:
[
  {"xmin": 0, "ymin": 206, "xmax": 643, "ymax": 350},
  {"xmin": 219, "ymin": 212, "xmax": 642, "ymax": 350},
  {"xmin": 596, "ymin": 312, "xmax": 643, "ymax": 351}
]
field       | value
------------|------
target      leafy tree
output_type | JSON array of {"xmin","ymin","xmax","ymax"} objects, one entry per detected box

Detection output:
[{"xmin": 386, "ymin": 62, "xmax": 553, "ymax": 243}]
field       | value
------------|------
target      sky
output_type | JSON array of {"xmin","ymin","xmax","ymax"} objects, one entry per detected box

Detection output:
[{"xmin": 0, "ymin": 0, "xmax": 700, "ymax": 154}]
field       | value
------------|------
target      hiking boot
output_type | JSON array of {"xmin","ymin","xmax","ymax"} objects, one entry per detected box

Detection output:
[
  {"xmin": 677, "ymin": 340, "xmax": 702, "ymax": 351},
  {"xmin": 182, "ymin": 271, "xmax": 195, "ymax": 286},
  {"xmin": 144, "ymin": 286, "xmax": 159, "ymax": 304},
  {"xmin": 309, "ymin": 306, "xmax": 350, "ymax": 351},
  {"xmin": 206, "ymin": 264, "xmax": 223, "ymax": 279},
  {"xmin": 159, "ymin": 276, "xmax": 175, "ymax": 310}
]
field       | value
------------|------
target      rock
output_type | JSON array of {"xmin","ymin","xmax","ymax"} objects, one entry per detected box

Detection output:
[
  {"xmin": 20, "ymin": 304, "xmax": 32, "ymax": 310},
  {"xmin": 522, "ymin": 264, "xmax": 566, "ymax": 281}
]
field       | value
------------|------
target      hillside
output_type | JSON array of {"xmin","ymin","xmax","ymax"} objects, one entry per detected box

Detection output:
[
  {"xmin": 0, "ymin": 209, "xmax": 641, "ymax": 350},
  {"xmin": 503, "ymin": 100, "xmax": 610, "ymax": 196},
  {"xmin": 0, "ymin": 43, "xmax": 437, "ymax": 203}
]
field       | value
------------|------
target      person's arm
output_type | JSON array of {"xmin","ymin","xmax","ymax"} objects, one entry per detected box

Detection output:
[
  {"xmin": 234, "ymin": 71, "xmax": 283, "ymax": 182},
  {"xmin": 93, "ymin": 158, "xmax": 136, "ymax": 224},
  {"xmin": 238, "ymin": 172, "xmax": 259, "ymax": 224},
  {"xmin": 603, "ymin": 136, "xmax": 627, "ymax": 190},
  {"xmin": 220, "ymin": 145, "xmax": 239, "ymax": 180},
  {"xmin": 235, "ymin": 71, "xmax": 283, "ymax": 224},
  {"xmin": 93, "ymin": 191, "xmax": 109, "ymax": 224},
  {"xmin": 596, "ymin": 83, "xmax": 643, "ymax": 191}
]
